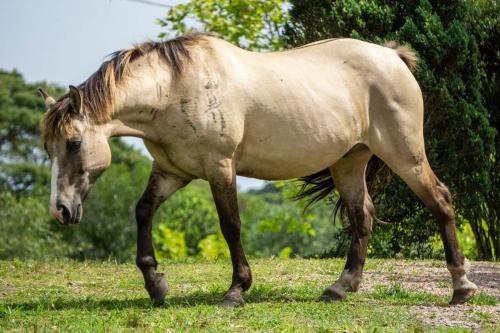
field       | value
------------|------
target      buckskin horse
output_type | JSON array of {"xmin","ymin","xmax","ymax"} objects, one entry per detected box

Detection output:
[{"xmin": 39, "ymin": 33, "xmax": 477, "ymax": 307}]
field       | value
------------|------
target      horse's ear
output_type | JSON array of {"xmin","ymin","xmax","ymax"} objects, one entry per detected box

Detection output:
[
  {"xmin": 68, "ymin": 85, "xmax": 83, "ymax": 115},
  {"xmin": 38, "ymin": 88, "xmax": 55, "ymax": 109}
]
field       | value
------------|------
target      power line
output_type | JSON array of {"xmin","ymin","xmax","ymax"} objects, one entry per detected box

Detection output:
[{"xmin": 120, "ymin": 0, "xmax": 172, "ymax": 8}]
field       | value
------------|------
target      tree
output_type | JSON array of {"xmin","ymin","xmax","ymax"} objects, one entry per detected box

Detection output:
[
  {"xmin": 467, "ymin": 0, "xmax": 500, "ymax": 261},
  {"xmin": 0, "ymin": 69, "xmax": 63, "ymax": 195},
  {"xmin": 157, "ymin": 0, "xmax": 289, "ymax": 50},
  {"xmin": 285, "ymin": 0, "xmax": 499, "ymax": 259}
]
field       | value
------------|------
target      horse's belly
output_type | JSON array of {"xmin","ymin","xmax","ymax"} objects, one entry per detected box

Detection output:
[
  {"xmin": 234, "ymin": 110, "xmax": 357, "ymax": 180},
  {"xmin": 235, "ymin": 150, "xmax": 348, "ymax": 180}
]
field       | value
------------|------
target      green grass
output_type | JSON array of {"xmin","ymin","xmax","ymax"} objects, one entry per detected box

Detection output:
[{"xmin": 0, "ymin": 258, "xmax": 498, "ymax": 332}]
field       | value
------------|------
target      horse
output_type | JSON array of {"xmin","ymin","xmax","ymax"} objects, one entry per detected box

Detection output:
[{"xmin": 39, "ymin": 32, "xmax": 477, "ymax": 308}]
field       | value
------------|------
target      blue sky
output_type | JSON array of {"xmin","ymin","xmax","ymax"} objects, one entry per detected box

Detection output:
[{"xmin": 0, "ymin": 0, "xmax": 265, "ymax": 191}]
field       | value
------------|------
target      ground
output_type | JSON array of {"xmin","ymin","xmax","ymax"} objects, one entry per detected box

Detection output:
[{"xmin": 0, "ymin": 258, "xmax": 498, "ymax": 332}]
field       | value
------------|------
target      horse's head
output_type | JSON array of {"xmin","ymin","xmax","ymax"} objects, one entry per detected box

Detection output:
[{"xmin": 39, "ymin": 86, "xmax": 112, "ymax": 225}]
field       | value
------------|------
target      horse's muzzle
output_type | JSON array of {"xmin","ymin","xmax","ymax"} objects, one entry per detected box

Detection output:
[{"xmin": 53, "ymin": 202, "xmax": 82, "ymax": 225}]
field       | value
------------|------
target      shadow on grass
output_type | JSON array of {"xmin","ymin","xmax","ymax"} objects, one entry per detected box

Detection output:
[
  {"xmin": 1, "ymin": 287, "xmax": 318, "ymax": 312},
  {"xmin": 4, "ymin": 283, "xmax": 492, "ymax": 312}
]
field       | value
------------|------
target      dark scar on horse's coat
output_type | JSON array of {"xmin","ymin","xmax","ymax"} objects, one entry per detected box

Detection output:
[
  {"xmin": 180, "ymin": 100, "xmax": 189, "ymax": 113},
  {"xmin": 156, "ymin": 84, "xmax": 162, "ymax": 99},
  {"xmin": 177, "ymin": 97, "xmax": 197, "ymax": 133},
  {"xmin": 150, "ymin": 108, "xmax": 159, "ymax": 121},
  {"xmin": 180, "ymin": 98, "xmax": 191, "ymax": 105},
  {"xmin": 204, "ymin": 79, "xmax": 218, "ymax": 89},
  {"xmin": 208, "ymin": 93, "xmax": 217, "ymax": 106},
  {"xmin": 185, "ymin": 120, "xmax": 197, "ymax": 133},
  {"xmin": 219, "ymin": 110, "xmax": 226, "ymax": 136},
  {"xmin": 204, "ymin": 90, "xmax": 223, "ymax": 117}
]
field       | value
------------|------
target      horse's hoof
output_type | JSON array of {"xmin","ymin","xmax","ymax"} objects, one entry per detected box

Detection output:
[
  {"xmin": 220, "ymin": 294, "xmax": 245, "ymax": 308},
  {"xmin": 320, "ymin": 287, "xmax": 346, "ymax": 302},
  {"xmin": 450, "ymin": 285, "xmax": 477, "ymax": 305},
  {"xmin": 147, "ymin": 273, "xmax": 169, "ymax": 306}
]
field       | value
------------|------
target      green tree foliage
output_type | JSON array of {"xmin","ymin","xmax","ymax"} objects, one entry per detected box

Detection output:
[
  {"xmin": 240, "ymin": 182, "xmax": 349, "ymax": 258},
  {"xmin": 157, "ymin": 0, "xmax": 289, "ymax": 50},
  {"xmin": 466, "ymin": 0, "xmax": 500, "ymax": 261},
  {"xmin": 197, "ymin": 231, "xmax": 230, "ymax": 260},
  {"xmin": 153, "ymin": 181, "xmax": 220, "ymax": 255},
  {"xmin": 0, "ymin": 192, "xmax": 69, "ymax": 259},
  {"xmin": 285, "ymin": 0, "xmax": 499, "ymax": 259},
  {"xmin": 0, "ymin": 69, "xmax": 63, "ymax": 195},
  {"xmin": 154, "ymin": 224, "xmax": 189, "ymax": 259}
]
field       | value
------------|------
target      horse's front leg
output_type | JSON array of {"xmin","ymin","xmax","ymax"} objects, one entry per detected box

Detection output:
[
  {"xmin": 135, "ymin": 166, "xmax": 189, "ymax": 305},
  {"xmin": 207, "ymin": 158, "xmax": 252, "ymax": 308}
]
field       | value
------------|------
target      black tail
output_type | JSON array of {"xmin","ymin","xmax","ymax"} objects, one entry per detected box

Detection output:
[{"xmin": 292, "ymin": 156, "xmax": 388, "ymax": 223}]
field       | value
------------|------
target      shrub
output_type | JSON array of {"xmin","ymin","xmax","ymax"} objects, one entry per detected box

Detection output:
[{"xmin": 0, "ymin": 192, "xmax": 69, "ymax": 259}]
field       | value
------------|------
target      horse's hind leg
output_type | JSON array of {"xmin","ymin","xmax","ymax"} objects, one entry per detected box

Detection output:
[
  {"xmin": 371, "ymin": 139, "xmax": 477, "ymax": 304},
  {"xmin": 321, "ymin": 146, "xmax": 374, "ymax": 302}
]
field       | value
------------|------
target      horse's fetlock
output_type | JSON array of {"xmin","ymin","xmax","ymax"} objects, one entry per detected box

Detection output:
[
  {"xmin": 336, "ymin": 269, "xmax": 362, "ymax": 292},
  {"xmin": 240, "ymin": 279, "xmax": 252, "ymax": 291},
  {"xmin": 242, "ymin": 274, "xmax": 253, "ymax": 290},
  {"xmin": 235, "ymin": 267, "xmax": 252, "ymax": 291}
]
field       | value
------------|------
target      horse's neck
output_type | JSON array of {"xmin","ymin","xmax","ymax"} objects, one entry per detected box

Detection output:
[{"xmin": 108, "ymin": 56, "xmax": 171, "ymax": 140}]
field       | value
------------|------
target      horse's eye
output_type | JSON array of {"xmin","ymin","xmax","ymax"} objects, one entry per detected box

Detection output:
[{"xmin": 67, "ymin": 140, "xmax": 82, "ymax": 153}]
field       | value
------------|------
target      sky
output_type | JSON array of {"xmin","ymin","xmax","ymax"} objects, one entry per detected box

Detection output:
[{"xmin": 0, "ymin": 0, "xmax": 265, "ymax": 191}]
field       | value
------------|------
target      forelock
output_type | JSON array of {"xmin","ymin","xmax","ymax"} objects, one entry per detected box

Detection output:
[{"xmin": 42, "ymin": 95, "xmax": 78, "ymax": 142}]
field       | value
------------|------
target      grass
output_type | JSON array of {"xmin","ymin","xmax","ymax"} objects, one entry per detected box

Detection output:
[{"xmin": 0, "ymin": 258, "xmax": 498, "ymax": 332}]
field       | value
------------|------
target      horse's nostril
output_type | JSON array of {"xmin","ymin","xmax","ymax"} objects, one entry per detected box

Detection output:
[{"xmin": 57, "ymin": 203, "xmax": 71, "ymax": 225}]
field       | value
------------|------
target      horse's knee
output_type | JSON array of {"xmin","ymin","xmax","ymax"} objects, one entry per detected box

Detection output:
[{"xmin": 136, "ymin": 255, "xmax": 156, "ymax": 270}]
